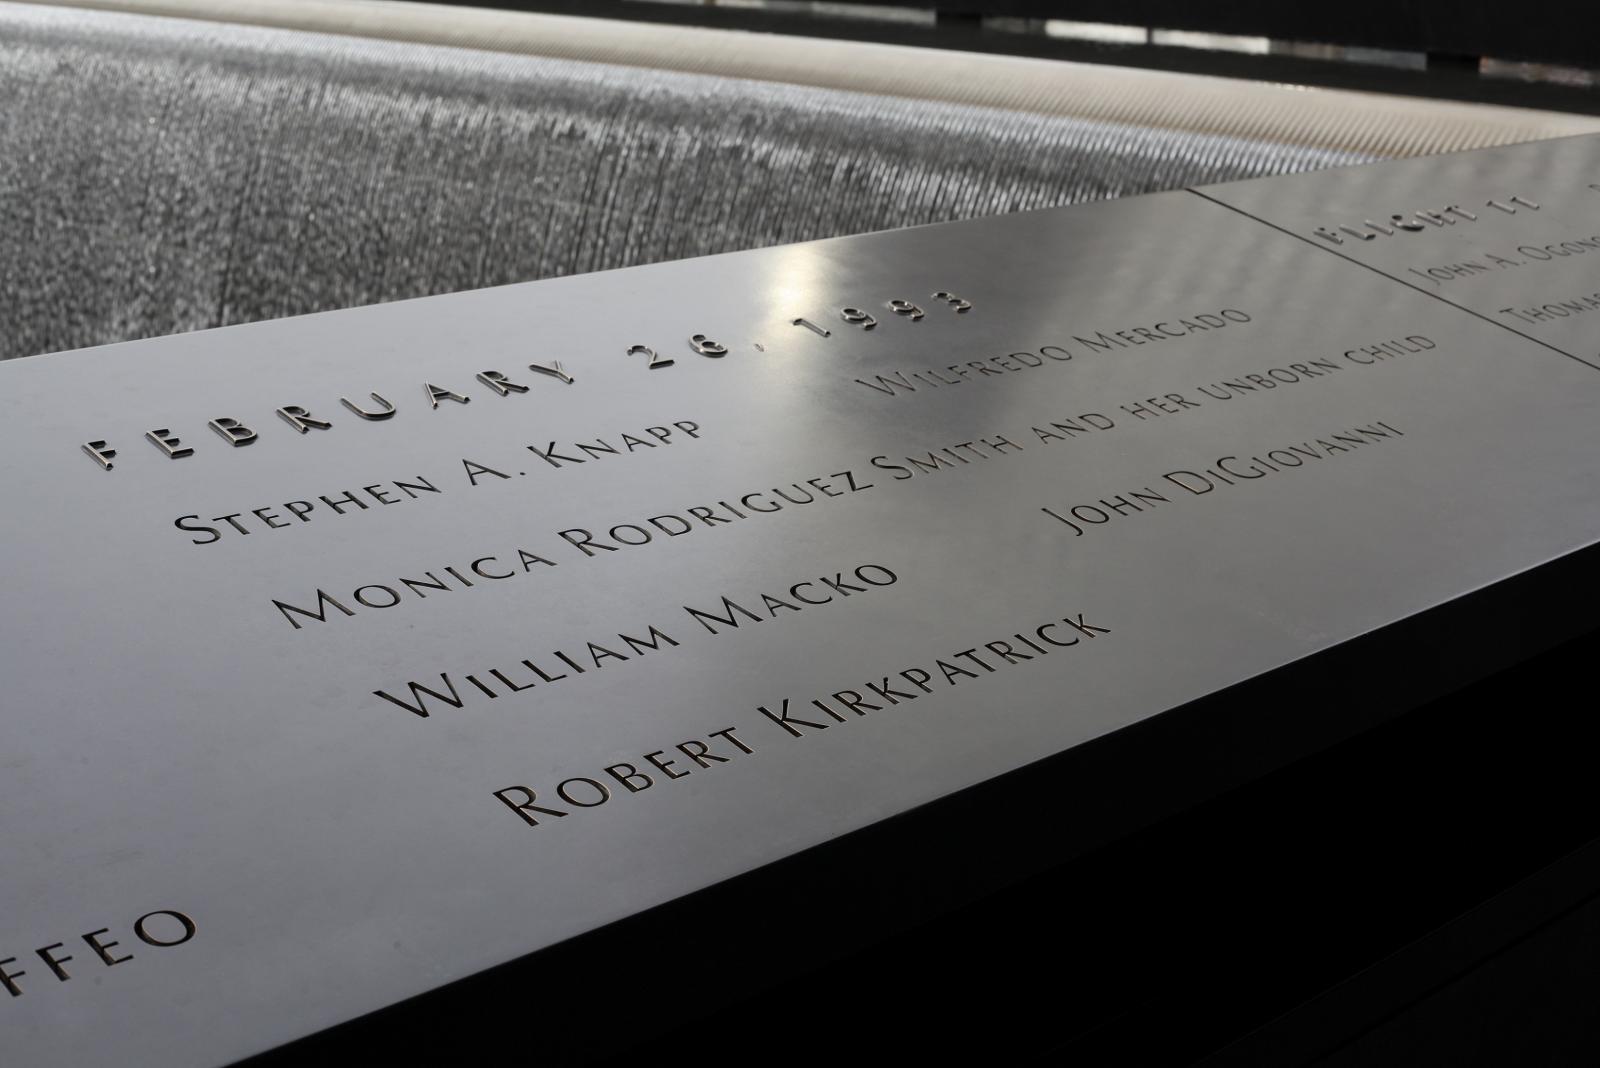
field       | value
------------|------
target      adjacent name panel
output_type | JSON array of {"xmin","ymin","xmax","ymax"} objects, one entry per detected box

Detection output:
[{"xmin": 1196, "ymin": 134, "xmax": 1600, "ymax": 368}]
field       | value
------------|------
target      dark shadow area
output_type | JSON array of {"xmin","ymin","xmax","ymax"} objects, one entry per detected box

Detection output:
[{"xmin": 425, "ymin": 1, "xmax": 1600, "ymax": 117}]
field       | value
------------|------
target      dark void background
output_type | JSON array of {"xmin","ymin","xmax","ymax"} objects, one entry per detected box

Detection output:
[{"xmin": 244, "ymin": 544, "xmax": 1600, "ymax": 1066}]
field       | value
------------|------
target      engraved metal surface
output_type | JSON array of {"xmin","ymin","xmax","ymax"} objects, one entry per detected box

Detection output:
[
  {"xmin": 4, "ymin": 137, "xmax": 1600, "ymax": 1066},
  {"xmin": 1196, "ymin": 136, "xmax": 1600, "ymax": 369}
]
